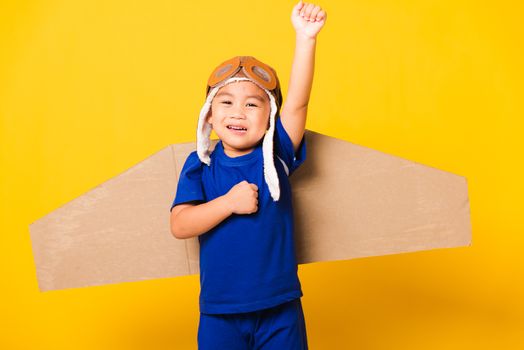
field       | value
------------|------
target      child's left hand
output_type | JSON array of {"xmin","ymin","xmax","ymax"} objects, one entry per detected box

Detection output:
[{"xmin": 291, "ymin": 1, "xmax": 327, "ymax": 39}]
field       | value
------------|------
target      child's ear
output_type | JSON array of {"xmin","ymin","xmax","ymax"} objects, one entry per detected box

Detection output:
[{"xmin": 206, "ymin": 111, "xmax": 213, "ymax": 124}]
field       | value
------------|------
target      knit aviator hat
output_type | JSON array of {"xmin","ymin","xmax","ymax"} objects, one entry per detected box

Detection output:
[{"xmin": 196, "ymin": 56, "xmax": 284, "ymax": 201}]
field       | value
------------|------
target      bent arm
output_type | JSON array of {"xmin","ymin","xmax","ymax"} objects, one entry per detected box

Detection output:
[{"xmin": 170, "ymin": 195, "xmax": 232, "ymax": 239}]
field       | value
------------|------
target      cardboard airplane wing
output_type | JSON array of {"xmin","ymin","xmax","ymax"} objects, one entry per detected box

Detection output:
[{"xmin": 29, "ymin": 130, "xmax": 472, "ymax": 292}]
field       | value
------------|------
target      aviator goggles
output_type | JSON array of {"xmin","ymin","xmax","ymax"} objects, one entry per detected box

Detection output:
[{"xmin": 205, "ymin": 56, "xmax": 282, "ymax": 107}]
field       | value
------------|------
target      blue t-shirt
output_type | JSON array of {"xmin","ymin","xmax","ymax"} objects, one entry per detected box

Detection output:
[{"xmin": 170, "ymin": 116, "xmax": 307, "ymax": 314}]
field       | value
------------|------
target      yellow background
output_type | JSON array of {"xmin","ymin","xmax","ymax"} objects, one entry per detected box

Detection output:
[{"xmin": 1, "ymin": 0, "xmax": 523, "ymax": 348}]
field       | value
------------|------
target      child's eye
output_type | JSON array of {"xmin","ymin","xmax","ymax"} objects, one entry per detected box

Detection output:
[{"xmin": 220, "ymin": 101, "xmax": 257, "ymax": 107}]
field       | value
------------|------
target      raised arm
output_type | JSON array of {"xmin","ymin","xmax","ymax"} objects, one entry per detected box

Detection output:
[{"xmin": 280, "ymin": 1, "xmax": 327, "ymax": 153}]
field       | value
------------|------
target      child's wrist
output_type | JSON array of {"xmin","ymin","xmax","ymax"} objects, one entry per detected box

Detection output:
[
  {"xmin": 219, "ymin": 194, "xmax": 233, "ymax": 216},
  {"xmin": 295, "ymin": 33, "xmax": 317, "ymax": 44}
]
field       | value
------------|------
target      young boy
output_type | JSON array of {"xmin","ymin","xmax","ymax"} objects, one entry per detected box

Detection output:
[{"xmin": 170, "ymin": 1, "xmax": 326, "ymax": 349}]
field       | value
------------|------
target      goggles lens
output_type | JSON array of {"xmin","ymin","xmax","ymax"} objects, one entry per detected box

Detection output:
[{"xmin": 250, "ymin": 65, "xmax": 272, "ymax": 84}]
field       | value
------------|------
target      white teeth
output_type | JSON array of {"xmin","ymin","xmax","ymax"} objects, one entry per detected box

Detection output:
[{"xmin": 228, "ymin": 126, "xmax": 247, "ymax": 130}]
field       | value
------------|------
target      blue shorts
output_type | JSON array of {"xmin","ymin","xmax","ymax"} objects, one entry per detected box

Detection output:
[{"xmin": 197, "ymin": 298, "xmax": 308, "ymax": 350}]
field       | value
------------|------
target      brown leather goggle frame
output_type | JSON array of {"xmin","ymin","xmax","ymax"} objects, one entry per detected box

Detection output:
[
  {"xmin": 206, "ymin": 56, "xmax": 277, "ymax": 90},
  {"xmin": 205, "ymin": 56, "xmax": 283, "ymax": 109}
]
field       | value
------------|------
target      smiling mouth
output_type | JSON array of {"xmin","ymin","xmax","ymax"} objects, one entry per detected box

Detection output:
[{"xmin": 227, "ymin": 125, "xmax": 247, "ymax": 131}]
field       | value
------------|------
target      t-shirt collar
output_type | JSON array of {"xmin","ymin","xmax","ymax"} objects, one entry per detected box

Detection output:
[{"xmin": 215, "ymin": 139, "xmax": 263, "ymax": 165}]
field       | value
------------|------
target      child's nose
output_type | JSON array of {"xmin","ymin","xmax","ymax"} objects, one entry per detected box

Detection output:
[
  {"xmin": 230, "ymin": 113, "xmax": 246, "ymax": 119},
  {"xmin": 229, "ymin": 108, "xmax": 246, "ymax": 118}
]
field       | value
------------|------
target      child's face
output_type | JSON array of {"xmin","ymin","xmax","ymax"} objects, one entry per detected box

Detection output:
[{"xmin": 206, "ymin": 81, "xmax": 271, "ymax": 157}]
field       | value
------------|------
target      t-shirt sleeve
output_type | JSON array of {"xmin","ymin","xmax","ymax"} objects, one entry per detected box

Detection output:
[
  {"xmin": 170, "ymin": 151, "xmax": 206, "ymax": 212},
  {"xmin": 274, "ymin": 115, "xmax": 307, "ymax": 177}
]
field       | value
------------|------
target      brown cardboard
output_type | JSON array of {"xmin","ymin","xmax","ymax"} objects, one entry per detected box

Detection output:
[{"xmin": 29, "ymin": 130, "xmax": 472, "ymax": 291}]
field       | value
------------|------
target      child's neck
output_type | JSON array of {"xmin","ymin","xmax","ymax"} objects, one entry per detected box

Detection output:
[
  {"xmin": 223, "ymin": 146, "xmax": 255, "ymax": 158},
  {"xmin": 221, "ymin": 139, "xmax": 262, "ymax": 158}
]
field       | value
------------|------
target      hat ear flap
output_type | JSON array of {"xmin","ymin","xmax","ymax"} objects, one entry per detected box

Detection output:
[
  {"xmin": 262, "ymin": 92, "xmax": 280, "ymax": 201},
  {"xmin": 197, "ymin": 87, "xmax": 219, "ymax": 165}
]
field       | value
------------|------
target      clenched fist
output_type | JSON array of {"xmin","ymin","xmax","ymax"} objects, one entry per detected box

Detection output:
[
  {"xmin": 291, "ymin": 1, "xmax": 327, "ymax": 39},
  {"xmin": 225, "ymin": 180, "xmax": 259, "ymax": 215}
]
